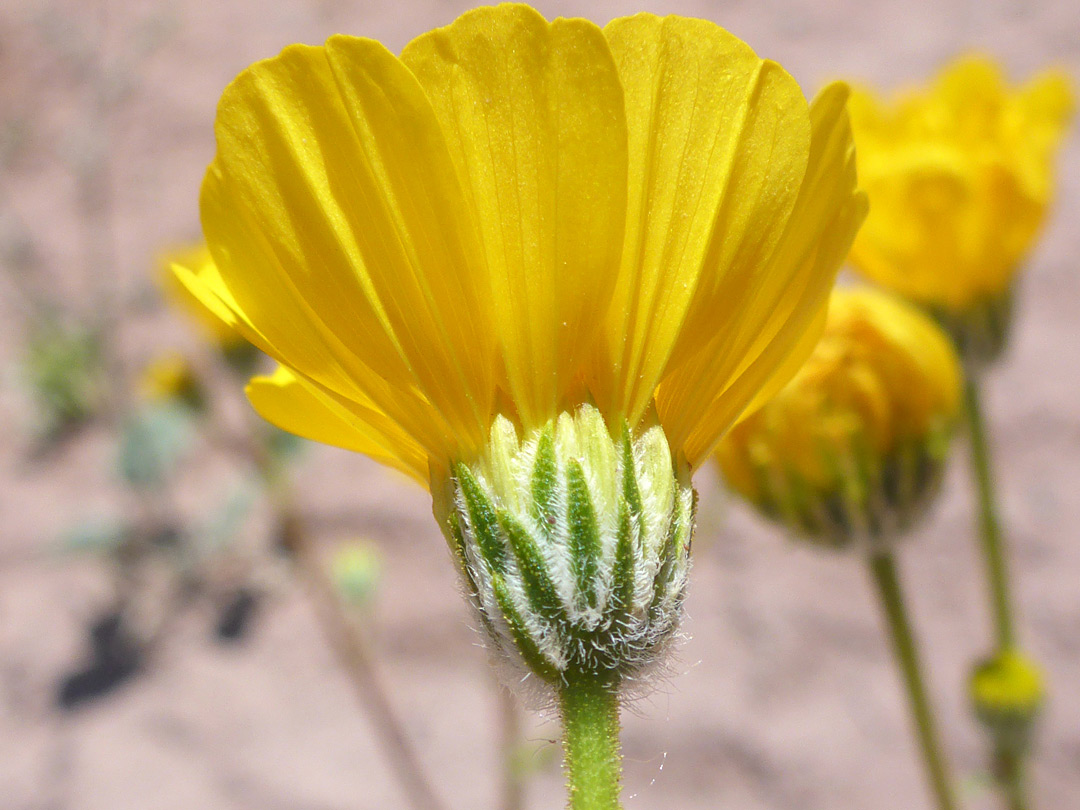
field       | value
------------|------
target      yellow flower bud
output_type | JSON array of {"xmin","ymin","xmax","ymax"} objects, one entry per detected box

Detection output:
[
  {"xmin": 970, "ymin": 649, "xmax": 1045, "ymax": 756},
  {"xmin": 716, "ymin": 287, "xmax": 962, "ymax": 549},
  {"xmin": 331, "ymin": 542, "xmax": 382, "ymax": 610}
]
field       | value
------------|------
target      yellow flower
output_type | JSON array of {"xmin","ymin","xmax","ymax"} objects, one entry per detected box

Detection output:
[
  {"xmin": 138, "ymin": 351, "xmax": 203, "ymax": 408},
  {"xmin": 847, "ymin": 56, "xmax": 1074, "ymax": 312},
  {"xmin": 174, "ymin": 5, "xmax": 865, "ymax": 487},
  {"xmin": 716, "ymin": 287, "xmax": 962, "ymax": 545},
  {"xmin": 172, "ymin": 6, "xmax": 866, "ymax": 693}
]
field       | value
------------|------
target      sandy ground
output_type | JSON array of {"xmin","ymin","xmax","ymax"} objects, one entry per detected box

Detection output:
[{"xmin": 1, "ymin": 0, "xmax": 1079, "ymax": 808}]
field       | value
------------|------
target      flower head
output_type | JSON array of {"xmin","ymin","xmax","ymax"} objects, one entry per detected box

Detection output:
[
  {"xmin": 716, "ymin": 287, "xmax": 962, "ymax": 549},
  {"xmin": 847, "ymin": 56, "xmax": 1074, "ymax": 313},
  {"xmin": 138, "ymin": 351, "xmax": 204, "ymax": 409},
  {"xmin": 175, "ymin": 5, "xmax": 865, "ymax": 688}
]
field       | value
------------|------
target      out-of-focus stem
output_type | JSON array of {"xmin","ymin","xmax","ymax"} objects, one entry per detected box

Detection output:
[
  {"xmin": 497, "ymin": 683, "xmax": 525, "ymax": 810},
  {"xmin": 964, "ymin": 375, "xmax": 1036, "ymax": 809},
  {"xmin": 275, "ymin": 496, "xmax": 448, "ymax": 810},
  {"xmin": 993, "ymin": 744, "xmax": 1029, "ymax": 810},
  {"xmin": 215, "ymin": 374, "xmax": 447, "ymax": 809},
  {"xmin": 963, "ymin": 374, "xmax": 1015, "ymax": 650},
  {"xmin": 869, "ymin": 553, "xmax": 957, "ymax": 810}
]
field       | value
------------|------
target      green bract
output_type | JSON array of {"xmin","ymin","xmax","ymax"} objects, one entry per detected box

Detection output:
[{"xmin": 434, "ymin": 404, "xmax": 694, "ymax": 694}]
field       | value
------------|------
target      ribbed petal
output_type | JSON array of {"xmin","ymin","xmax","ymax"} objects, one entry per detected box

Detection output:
[
  {"xmin": 401, "ymin": 4, "xmax": 628, "ymax": 431},
  {"xmin": 595, "ymin": 13, "xmax": 811, "ymax": 427},
  {"xmin": 658, "ymin": 82, "xmax": 868, "ymax": 467},
  {"xmin": 199, "ymin": 36, "xmax": 495, "ymax": 463},
  {"xmin": 173, "ymin": 232, "xmax": 449, "ymax": 469},
  {"xmin": 248, "ymin": 365, "xmax": 429, "ymax": 484},
  {"xmin": 161, "ymin": 245, "xmax": 246, "ymax": 347}
]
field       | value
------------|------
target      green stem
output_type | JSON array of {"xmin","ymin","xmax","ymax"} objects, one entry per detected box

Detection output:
[
  {"xmin": 558, "ymin": 675, "xmax": 623, "ymax": 810},
  {"xmin": 869, "ymin": 553, "xmax": 957, "ymax": 810},
  {"xmin": 963, "ymin": 374, "xmax": 1015, "ymax": 650},
  {"xmin": 994, "ymin": 746, "xmax": 1028, "ymax": 810},
  {"xmin": 964, "ymin": 378, "xmax": 1037, "ymax": 810}
]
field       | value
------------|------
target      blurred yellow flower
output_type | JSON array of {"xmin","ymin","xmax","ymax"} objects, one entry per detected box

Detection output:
[
  {"xmin": 173, "ymin": 5, "xmax": 866, "ymax": 487},
  {"xmin": 138, "ymin": 351, "xmax": 202, "ymax": 408},
  {"xmin": 847, "ymin": 56, "xmax": 1074, "ymax": 311},
  {"xmin": 716, "ymin": 287, "xmax": 962, "ymax": 544}
]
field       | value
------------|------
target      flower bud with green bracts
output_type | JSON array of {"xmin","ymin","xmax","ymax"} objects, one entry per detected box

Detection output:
[
  {"xmin": 716, "ymin": 287, "xmax": 963, "ymax": 554},
  {"xmin": 927, "ymin": 285, "xmax": 1016, "ymax": 373},
  {"xmin": 432, "ymin": 404, "xmax": 694, "ymax": 701}
]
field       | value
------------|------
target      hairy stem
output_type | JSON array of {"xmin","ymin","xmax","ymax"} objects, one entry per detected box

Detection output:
[
  {"xmin": 558, "ymin": 675, "xmax": 623, "ymax": 810},
  {"xmin": 869, "ymin": 553, "xmax": 957, "ymax": 810}
]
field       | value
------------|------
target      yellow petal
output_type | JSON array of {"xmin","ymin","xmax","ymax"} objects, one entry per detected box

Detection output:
[
  {"xmin": 176, "ymin": 212, "xmax": 452, "ymax": 471},
  {"xmin": 1017, "ymin": 69, "xmax": 1076, "ymax": 138},
  {"xmin": 597, "ymin": 13, "xmax": 811, "ymax": 427},
  {"xmin": 247, "ymin": 365, "xmax": 429, "ymax": 485},
  {"xmin": 402, "ymin": 4, "xmax": 628, "ymax": 430},
  {"xmin": 201, "ymin": 36, "xmax": 495, "ymax": 460},
  {"xmin": 161, "ymin": 245, "xmax": 246, "ymax": 348},
  {"xmin": 659, "ymin": 82, "xmax": 867, "ymax": 467}
]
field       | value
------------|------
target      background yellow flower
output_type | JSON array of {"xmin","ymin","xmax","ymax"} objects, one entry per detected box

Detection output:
[
  {"xmin": 717, "ymin": 286, "xmax": 962, "ymax": 535},
  {"xmin": 137, "ymin": 351, "xmax": 201, "ymax": 406},
  {"xmin": 847, "ymin": 56, "xmax": 1074, "ymax": 310}
]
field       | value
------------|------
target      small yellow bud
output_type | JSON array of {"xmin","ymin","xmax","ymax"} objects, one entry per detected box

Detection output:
[
  {"xmin": 716, "ymin": 287, "xmax": 963, "ymax": 550},
  {"xmin": 331, "ymin": 542, "xmax": 382, "ymax": 610},
  {"xmin": 970, "ymin": 649, "xmax": 1045, "ymax": 757}
]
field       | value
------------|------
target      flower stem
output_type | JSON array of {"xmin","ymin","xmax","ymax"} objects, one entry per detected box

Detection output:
[
  {"xmin": 994, "ymin": 745, "xmax": 1029, "ymax": 810},
  {"xmin": 965, "ymin": 375, "xmax": 1037, "ymax": 808},
  {"xmin": 558, "ymin": 675, "xmax": 623, "ymax": 810},
  {"xmin": 497, "ymin": 683, "xmax": 526, "ymax": 810},
  {"xmin": 869, "ymin": 552, "xmax": 957, "ymax": 810},
  {"xmin": 963, "ymin": 374, "xmax": 1015, "ymax": 650},
  {"xmin": 279, "ymin": 505, "xmax": 448, "ymax": 810}
]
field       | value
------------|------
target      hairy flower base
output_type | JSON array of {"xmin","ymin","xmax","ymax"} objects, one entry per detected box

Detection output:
[
  {"xmin": 747, "ymin": 431, "xmax": 951, "ymax": 552},
  {"xmin": 433, "ymin": 405, "xmax": 694, "ymax": 697}
]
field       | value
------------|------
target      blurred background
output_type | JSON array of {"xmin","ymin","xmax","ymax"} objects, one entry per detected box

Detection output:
[{"xmin": 1, "ymin": 1, "xmax": 1077, "ymax": 808}]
